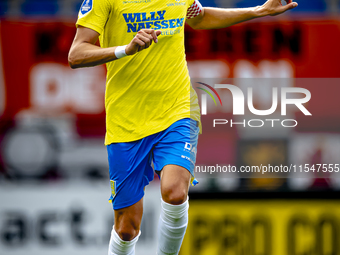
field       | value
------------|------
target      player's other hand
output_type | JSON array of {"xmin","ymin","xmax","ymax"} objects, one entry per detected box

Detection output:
[
  {"xmin": 126, "ymin": 29, "xmax": 162, "ymax": 55},
  {"xmin": 261, "ymin": 0, "xmax": 298, "ymax": 16}
]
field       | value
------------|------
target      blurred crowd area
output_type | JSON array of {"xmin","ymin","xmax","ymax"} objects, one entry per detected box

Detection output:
[{"xmin": 0, "ymin": 0, "xmax": 340, "ymax": 16}]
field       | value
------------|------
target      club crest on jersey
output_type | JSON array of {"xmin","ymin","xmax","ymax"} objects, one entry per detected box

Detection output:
[{"xmin": 80, "ymin": 0, "xmax": 93, "ymax": 16}]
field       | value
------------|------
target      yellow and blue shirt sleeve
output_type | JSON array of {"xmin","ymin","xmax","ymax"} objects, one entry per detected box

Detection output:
[{"xmin": 76, "ymin": 0, "xmax": 112, "ymax": 35}]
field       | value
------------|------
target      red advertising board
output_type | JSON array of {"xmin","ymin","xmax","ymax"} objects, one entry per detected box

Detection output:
[{"xmin": 0, "ymin": 18, "xmax": 339, "ymax": 136}]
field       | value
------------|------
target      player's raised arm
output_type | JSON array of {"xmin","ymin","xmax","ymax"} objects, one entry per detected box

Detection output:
[
  {"xmin": 186, "ymin": 0, "xmax": 298, "ymax": 30},
  {"xmin": 68, "ymin": 27, "xmax": 161, "ymax": 69}
]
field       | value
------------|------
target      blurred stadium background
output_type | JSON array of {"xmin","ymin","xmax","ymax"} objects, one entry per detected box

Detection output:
[{"xmin": 0, "ymin": 0, "xmax": 340, "ymax": 255}]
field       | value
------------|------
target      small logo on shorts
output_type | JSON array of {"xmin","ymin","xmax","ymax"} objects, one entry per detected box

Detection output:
[
  {"xmin": 110, "ymin": 180, "xmax": 116, "ymax": 198},
  {"xmin": 184, "ymin": 142, "xmax": 197, "ymax": 157},
  {"xmin": 184, "ymin": 142, "xmax": 192, "ymax": 151}
]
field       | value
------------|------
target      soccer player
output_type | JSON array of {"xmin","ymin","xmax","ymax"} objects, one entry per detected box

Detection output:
[{"xmin": 68, "ymin": 0, "xmax": 297, "ymax": 254}]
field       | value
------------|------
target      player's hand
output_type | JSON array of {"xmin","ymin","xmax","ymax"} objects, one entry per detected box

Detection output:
[
  {"xmin": 125, "ymin": 29, "xmax": 162, "ymax": 55},
  {"xmin": 261, "ymin": 0, "xmax": 298, "ymax": 16}
]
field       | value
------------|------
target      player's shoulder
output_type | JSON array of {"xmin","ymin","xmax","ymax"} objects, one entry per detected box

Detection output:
[
  {"xmin": 78, "ymin": 0, "xmax": 112, "ymax": 18},
  {"xmin": 79, "ymin": 0, "xmax": 94, "ymax": 17}
]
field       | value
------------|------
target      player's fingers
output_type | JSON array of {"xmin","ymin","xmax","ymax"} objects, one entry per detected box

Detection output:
[
  {"xmin": 133, "ymin": 38, "xmax": 146, "ymax": 51},
  {"xmin": 140, "ymin": 29, "xmax": 156, "ymax": 34},
  {"xmin": 149, "ymin": 30, "xmax": 162, "ymax": 43},
  {"xmin": 140, "ymin": 29, "xmax": 162, "ymax": 43},
  {"xmin": 273, "ymin": 1, "xmax": 297, "ymax": 15},
  {"xmin": 139, "ymin": 31, "xmax": 154, "ymax": 42},
  {"xmin": 282, "ymin": 1, "xmax": 298, "ymax": 11},
  {"xmin": 137, "ymin": 31, "xmax": 153, "ymax": 47},
  {"xmin": 138, "ymin": 29, "xmax": 161, "ymax": 43},
  {"xmin": 140, "ymin": 35, "xmax": 152, "ymax": 48},
  {"xmin": 149, "ymin": 30, "xmax": 158, "ymax": 43},
  {"xmin": 136, "ymin": 34, "xmax": 151, "ymax": 48}
]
